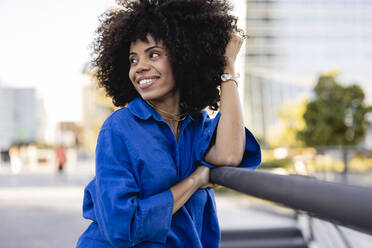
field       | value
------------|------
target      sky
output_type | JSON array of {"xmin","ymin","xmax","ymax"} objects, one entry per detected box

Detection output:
[
  {"xmin": 1, "ymin": 0, "xmax": 369, "ymax": 130},
  {"xmin": 0, "ymin": 0, "xmax": 246, "ymax": 129},
  {"xmin": 0, "ymin": 0, "xmax": 116, "ymax": 125}
]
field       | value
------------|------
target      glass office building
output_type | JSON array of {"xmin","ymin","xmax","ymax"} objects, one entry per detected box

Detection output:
[
  {"xmin": 242, "ymin": 0, "xmax": 372, "ymax": 142},
  {"xmin": 0, "ymin": 87, "xmax": 38, "ymax": 150}
]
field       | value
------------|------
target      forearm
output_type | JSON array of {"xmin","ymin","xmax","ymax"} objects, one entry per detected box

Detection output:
[
  {"xmin": 170, "ymin": 175, "xmax": 199, "ymax": 214},
  {"xmin": 170, "ymin": 166, "xmax": 209, "ymax": 214},
  {"xmin": 206, "ymin": 64, "xmax": 245, "ymax": 166},
  {"xmin": 221, "ymin": 64, "xmax": 245, "ymax": 152},
  {"xmin": 203, "ymin": 33, "xmax": 247, "ymax": 166}
]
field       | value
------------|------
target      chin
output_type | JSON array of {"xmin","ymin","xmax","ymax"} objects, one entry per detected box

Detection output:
[
  {"xmin": 139, "ymin": 92, "xmax": 162, "ymax": 101},
  {"xmin": 137, "ymin": 87, "xmax": 177, "ymax": 103}
]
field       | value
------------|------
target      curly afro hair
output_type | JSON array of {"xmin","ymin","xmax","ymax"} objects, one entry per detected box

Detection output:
[{"xmin": 93, "ymin": 0, "xmax": 237, "ymax": 114}]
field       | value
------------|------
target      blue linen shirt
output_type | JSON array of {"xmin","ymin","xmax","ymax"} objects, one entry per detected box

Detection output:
[{"xmin": 77, "ymin": 97, "xmax": 261, "ymax": 248}]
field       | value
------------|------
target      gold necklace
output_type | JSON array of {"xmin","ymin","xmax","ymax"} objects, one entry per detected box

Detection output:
[{"xmin": 147, "ymin": 101, "xmax": 186, "ymax": 122}]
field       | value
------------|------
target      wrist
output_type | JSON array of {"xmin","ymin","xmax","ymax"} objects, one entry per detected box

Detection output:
[
  {"xmin": 221, "ymin": 73, "xmax": 238, "ymax": 87},
  {"xmin": 191, "ymin": 166, "xmax": 209, "ymax": 188},
  {"xmin": 221, "ymin": 80, "xmax": 237, "ymax": 88},
  {"xmin": 224, "ymin": 68, "xmax": 235, "ymax": 77},
  {"xmin": 190, "ymin": 172, "xmax": 203, "ymax": 188},
  {"xmin": 225, "ymin": 60, "xmax": 235, "ymax": 74}
]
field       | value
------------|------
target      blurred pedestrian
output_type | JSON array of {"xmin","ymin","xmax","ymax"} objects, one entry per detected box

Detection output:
[
  {"xmin": 77, "ymin": 0, "xmax": 261, "ymax": 247},
  {"xmin": 9, "ymin": 145, "xmax": 22, "ymax": 174},
  {"xmin": 55, "ymin": 144, "xmax": 66, "ymax": 174}
]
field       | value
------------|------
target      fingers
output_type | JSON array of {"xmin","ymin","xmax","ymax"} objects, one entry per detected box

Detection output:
[
  {"xmin": 237, "ymin": 28, "xmax": 249, "ymax": 40},
  {"xmin": 195, "ymin": 165, "xmax": 220, "ymax": 189},
  {"xmin": 200, "ymin": 183, "xmax": 219, "ymax": 189},
  {"xmin": 208, "ymin": 183, "xmax": 219, "ymax": 189},
  {"xmin": 230, "ymin": 28, "xmax": 248, "ymax": 49},
  {"xmin": 224, "ymin": 28, "xmax": 246, "ymax": 64}
]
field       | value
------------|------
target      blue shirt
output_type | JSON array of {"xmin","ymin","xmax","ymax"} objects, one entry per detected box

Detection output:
[{"xmin": 77, "ymin": 97, "xmax": 261, "ymax": 248}]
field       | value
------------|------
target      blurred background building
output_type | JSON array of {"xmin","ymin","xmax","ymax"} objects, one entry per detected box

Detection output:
[
  {"xmin": 242, "ymin": 0, "xmax": 372, "ymax": 144},
  {"xmin": 81, "ymin": 64, "xmax": 115, "ymax": 153},
  {"xmin": 0, "ymin": 87, "xmax": 44, "ymax": 150}
]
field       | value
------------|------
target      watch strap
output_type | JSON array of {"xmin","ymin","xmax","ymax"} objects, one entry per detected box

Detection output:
[{"xmin": 221, "ymin": 73, "xmax": 238, "ymax": 86}]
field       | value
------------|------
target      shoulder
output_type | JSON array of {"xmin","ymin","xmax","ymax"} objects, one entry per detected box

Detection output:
[
  {"xmin": 101, "ymin": 107, "xmax": 132, "ymax": 130},
  {"xmin": 95, "ymin": 109, "xmax": 133, "ymax": 157},
  {"xmin": 99, "ymin": 107, "xmax": 136, "ymax": 138}
]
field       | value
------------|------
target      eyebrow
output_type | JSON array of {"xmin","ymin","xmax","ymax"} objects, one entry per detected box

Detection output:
[{"xmin": 129, "ymin": 45, "xmax": 164, "ymax": 55}]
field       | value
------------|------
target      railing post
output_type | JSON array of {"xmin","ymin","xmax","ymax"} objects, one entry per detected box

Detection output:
[{"xmin": 342, "ymin": 146, "xmax": 349, "ymax": 184}]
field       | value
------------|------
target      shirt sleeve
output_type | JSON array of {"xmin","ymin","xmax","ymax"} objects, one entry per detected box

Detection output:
[
  {"xmin": 93, "ymin": 125, "xmax": 174, "ymax": 247},
  {"xmin": 194, "ymin": 112, "xmax": 261, "ymax": 169}
]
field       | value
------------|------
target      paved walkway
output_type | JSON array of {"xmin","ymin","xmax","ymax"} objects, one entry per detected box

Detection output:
[
  {"xmin": 0, "ymin": 162, "xmax": 296, "ymax": 248},
  {"xmin": 0, "ymin": 164, "xmax": 91, "ymax": 248},
  {"xmin": 216, "ymin": 194, "xmax": 296, "ymax": 230},
  {"xmin": 1, "ymin": 163, "xmax": 371, "ymax": 248}
]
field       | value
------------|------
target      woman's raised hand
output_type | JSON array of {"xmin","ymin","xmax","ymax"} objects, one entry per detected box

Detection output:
[{"xmin": 224, "ymin": 31, "xmax": 244, "ymax": 71}]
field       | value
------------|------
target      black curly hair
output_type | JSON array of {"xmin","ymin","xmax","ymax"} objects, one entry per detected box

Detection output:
[{"xmin": 93, "ymin": 0, "xmax": 237, "ymax": 114}]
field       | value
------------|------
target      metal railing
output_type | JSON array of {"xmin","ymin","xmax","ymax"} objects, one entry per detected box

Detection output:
[{"xmin": 210, "ymin": 167, "xmax": 372, "ymax": 235}]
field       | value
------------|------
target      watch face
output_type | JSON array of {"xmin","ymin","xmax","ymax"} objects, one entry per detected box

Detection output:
[{"xmin": 221, "ymin": 74, "xmax": 230, "ymax": 81}]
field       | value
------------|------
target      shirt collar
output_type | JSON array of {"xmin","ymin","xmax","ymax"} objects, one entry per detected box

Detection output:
[{"xmin": 128, "ymin": 97, "xmax": 195, "ymax": 123}]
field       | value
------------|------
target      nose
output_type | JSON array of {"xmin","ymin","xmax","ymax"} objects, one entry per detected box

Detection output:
[{"xmin": 136, "ymin": 58, "xmax": 150, "ymax": 73}]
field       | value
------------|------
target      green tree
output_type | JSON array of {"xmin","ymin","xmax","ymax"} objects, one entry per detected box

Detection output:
[
  {"xmin": 298, "ymin": 75, "xmax": 371, "ymax": 146},
  {"xmin": 267, "ymin": 95, "xmax": 307, "ymax": 148}
]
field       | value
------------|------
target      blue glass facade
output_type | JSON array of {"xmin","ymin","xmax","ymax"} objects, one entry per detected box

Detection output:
[{"xmin": 243, "ymin": 0, "xmax": 372, "ymax": 142}]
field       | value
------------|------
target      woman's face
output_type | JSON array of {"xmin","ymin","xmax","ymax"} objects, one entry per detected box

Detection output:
[{"xmin": 129, "ymin": 35, "xmax": 177, "ymax": 103}]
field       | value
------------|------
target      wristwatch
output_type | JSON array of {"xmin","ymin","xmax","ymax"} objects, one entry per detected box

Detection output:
[{"xmin": 221, "ymin": 73, "xmax": 238, "ymax": 86}]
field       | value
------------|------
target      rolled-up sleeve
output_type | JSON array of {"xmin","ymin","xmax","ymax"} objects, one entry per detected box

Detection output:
[
  {"xmin": 194, "ymin": 112, "xmax": 261, "ymax": 169},
  {"xmin": 93, "ymin": 126, "xmax": 174, "ymax": 247}
]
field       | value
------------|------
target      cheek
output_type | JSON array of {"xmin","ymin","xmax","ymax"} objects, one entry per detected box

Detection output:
[
  {"xmin": 163, "ymin": 62, "xmax": 175, "ymax": 83},
  {"xmin": 128, "ymin": 68, "xmax": 135, "ymax": 84}
]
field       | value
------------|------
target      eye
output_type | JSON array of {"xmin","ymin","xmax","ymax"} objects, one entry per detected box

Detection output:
[
  {"xmin": 150, "ymin": 52, "xmax": 160, "ymax": 59},
  {"xmin": 129, "ymin": 57, "xmax": 138, "ymax": 64}
]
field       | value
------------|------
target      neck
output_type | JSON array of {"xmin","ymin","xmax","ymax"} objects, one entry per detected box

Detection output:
[{"xmin": 147, "ymin": 90, "xmax": 181, "ymax": 117}]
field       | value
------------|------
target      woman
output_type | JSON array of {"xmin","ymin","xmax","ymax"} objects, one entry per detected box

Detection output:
[{"xmin": 77, "ymin": 0, "xmax": 261, "ymax": 247}]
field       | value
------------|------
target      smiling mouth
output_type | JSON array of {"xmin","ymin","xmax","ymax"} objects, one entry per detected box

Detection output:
[
  {"xmin": 139, "ymin": 79, "xmax": 155, "ymax": 85},
  {"xmin": 137, "ymin": 77, "xmax": 159, "ymax": 89}
]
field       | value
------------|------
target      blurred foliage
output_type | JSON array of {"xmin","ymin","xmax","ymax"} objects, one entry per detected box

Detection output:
[
  {"xmin": 298, "ymin": 75, "xmax": 371, "ymax": 146},
  {"xmin": 267, "ymin": 95, "xmax": 308, "ymax": 148},
  {"xmin": 305, "ymin": 153, "xmax": 372, "ymax": 172},
  {"xmin": 259, "ymin": 147, "xmax": 372, "ymax": 172},
  {"xmin": 305, "ymin": 154, "xmax": 345, "ymax": 172},
  {"xmin": 260, "ymin": 149, "xmax": 295, "ymax": 169},
  {"xmin": 260, "ymin": 158, "xmax": 292, "ymax": 169},
  {"xmin": 349, "ymin": 157, "xmax": 372, "ymax": 171},
  {"xmin": 255, "ymin": 136, "xmax": 265, "ymax": 147}
]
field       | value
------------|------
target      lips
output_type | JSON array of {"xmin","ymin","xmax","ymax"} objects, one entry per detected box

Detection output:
[{"xmin": 136, "ymin": 76, "xmax": 159, "ymax": 90}]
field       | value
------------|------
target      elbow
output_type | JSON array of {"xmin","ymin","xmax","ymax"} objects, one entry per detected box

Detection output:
[
  {"xmin": 205, "ymin": 142, "xmax": 245, "ymax": 166},
  {"xmin": 223, "ymin": 153, "xmax": 243, "ymax": 167},
  {"xmin": 213, "ymin": 149, "xmax": 243, "ymax": 167},
  {"xmin": 217, "ymin": 136, "xmax": 245, "ymax": 167},
  {"xmin": 220, "ymin": 143, "xmax": 245, "ymax": 166}
]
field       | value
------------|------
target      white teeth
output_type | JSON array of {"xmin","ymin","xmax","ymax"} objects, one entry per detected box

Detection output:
[{"xmin": 139, "ymin": 79, "xmax": 153, "ymax": 85}]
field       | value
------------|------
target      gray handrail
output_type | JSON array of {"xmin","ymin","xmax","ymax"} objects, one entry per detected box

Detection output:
[{"xmin": 210, "ymin": 167, "xmax": 372, "ymax": 235}]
